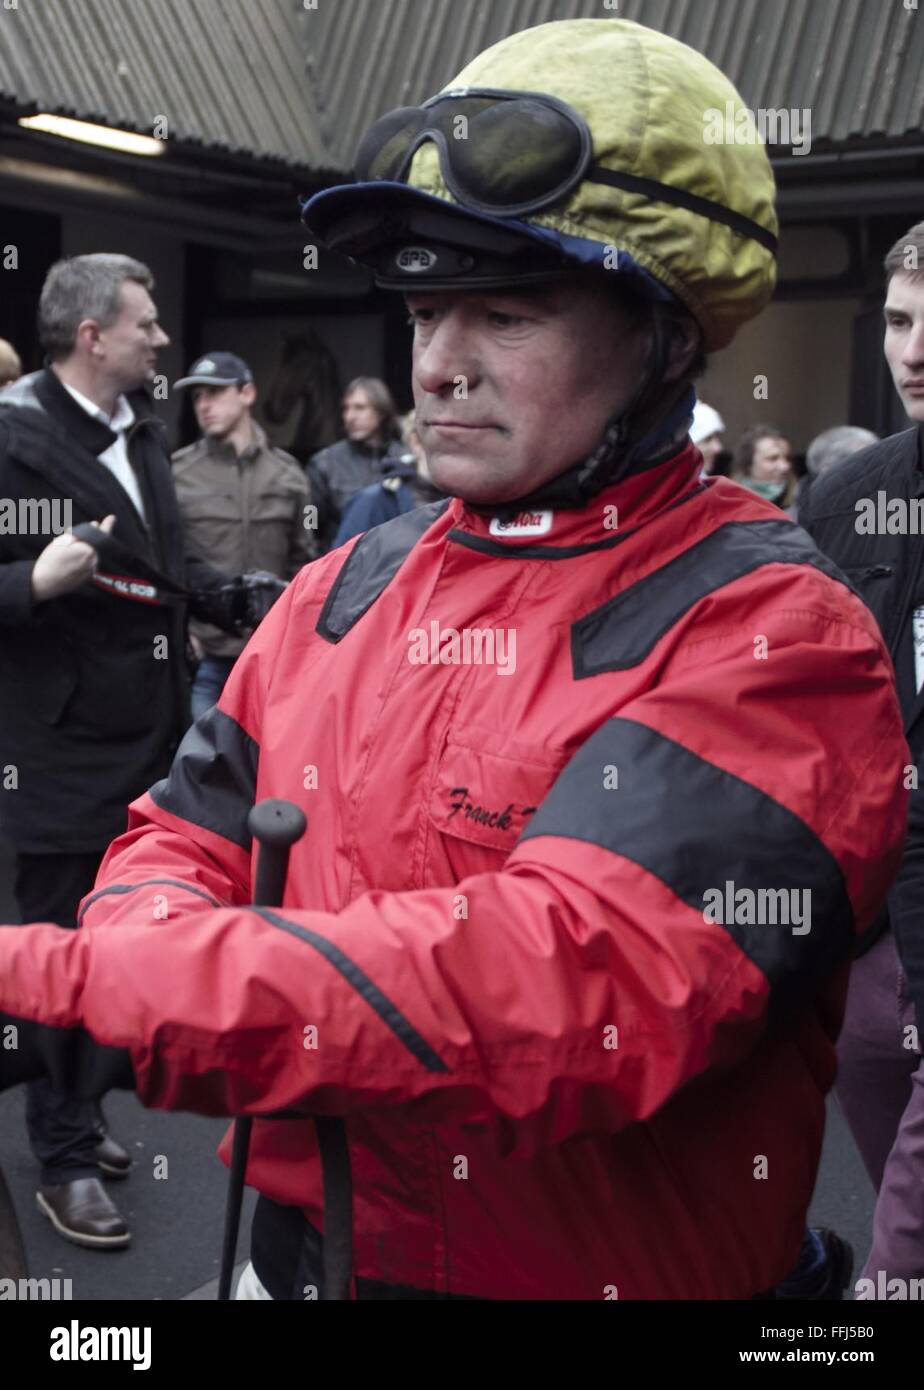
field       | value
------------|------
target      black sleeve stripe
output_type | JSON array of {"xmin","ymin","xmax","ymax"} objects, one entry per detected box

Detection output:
[
  {"xmin": 518, "ymin": 717, "xmax": 855, "ymax": 1016},
  {"xmin": 255, "ymin": 907, "xmax": 449, "ymax": 1074},
  {"xmin": 316, "ymin": 499, "xmax": 450, "ymax": 643},
  {"xmin": 77, "ymin": 878, "xmax": 223, "ymax": 926},
  {"xmin": 148, "ymin": 706, "xmax": 258, "ymax": 851},
  {"xmin": 572, "ymin": 519, "xmax": 854, "ymax": 677}
]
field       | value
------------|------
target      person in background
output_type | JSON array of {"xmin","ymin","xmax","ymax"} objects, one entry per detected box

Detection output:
[
  {"xmin": 0, "ymin": 252, "xmax": 231, "ymax": 1252},
  {"xmin": 733, "ymin": 423, "xmax": 795, "ymax": 508},
  {"xmin": 690, "ymin": 400, "xmax": 726, "ymax": 475},
  {"xmin": 172, "ymin": 352, "xmax": 316, "ymax": 721},
  {"xmin": 333, "ymin": 409, "xmax": 446, "ymax": 547},
  {"xmin": 0, "ymin": 339, "xmax": 22, "ymax": 389},
  {"xmin": 796, "ymin": 425, "xmax": 879, "ymax": 522},
  {"xmin": 800, "ymin": 219, "xmax": 924, "ymax": 1297},
  {"xmin": 307, "ymin": 376, "xmax": 402, "ymax": 552}
]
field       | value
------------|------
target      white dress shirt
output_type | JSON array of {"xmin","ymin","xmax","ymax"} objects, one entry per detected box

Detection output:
[
  {"xmin": 62, "ymin": 381, "xmax": 146, "ymax": 522},
  {"xmin": 914, "ymin": 606, "xmax": 924, "ymax": 694}
]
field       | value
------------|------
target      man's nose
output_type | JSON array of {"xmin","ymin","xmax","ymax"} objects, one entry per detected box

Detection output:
[
  {"xmin": 414, "ymin": 316, "xmax": 478, "ymax": 395},
  {"xmin": 153, "ymin": 326, "xmax": 170, "ymax": 349},
  {"xmin": 902, "ymin": 319, "xmax": 924, "ymax": 367}
]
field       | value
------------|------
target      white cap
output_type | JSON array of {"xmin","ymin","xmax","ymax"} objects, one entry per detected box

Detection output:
[{"xmin": 690, "ymin": 401, "xmax": 726, "ymax": 444}]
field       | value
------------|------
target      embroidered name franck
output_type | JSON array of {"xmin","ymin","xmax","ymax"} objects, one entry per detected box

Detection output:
[{"xmin": 448, "ymin": 787, "xmax": 536, "ymax": 831}]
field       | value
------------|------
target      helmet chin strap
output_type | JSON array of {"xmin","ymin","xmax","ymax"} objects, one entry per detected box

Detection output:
[{"xmin": 487, "ymin": 309, "xmax": 697, "ymax": 515}]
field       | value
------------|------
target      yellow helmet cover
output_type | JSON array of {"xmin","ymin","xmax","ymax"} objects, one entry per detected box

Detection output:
[{"xmin": 402, "ymin": 19, "xmax": 778, "ymax": 351}]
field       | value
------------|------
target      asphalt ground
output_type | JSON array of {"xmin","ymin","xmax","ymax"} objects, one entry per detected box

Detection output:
[
  {"xmin": 0, "ymin": 835, "xmax": 255, "ymax": 1299},
  {"xmin": 0, "ymin": 835, "xmax": 875, "ymax": 1300}
]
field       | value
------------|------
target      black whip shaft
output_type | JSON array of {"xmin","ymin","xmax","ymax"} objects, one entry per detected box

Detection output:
[{"xmin": 217, "ymin": 800, "xmax": 306, "ymax": 1301}]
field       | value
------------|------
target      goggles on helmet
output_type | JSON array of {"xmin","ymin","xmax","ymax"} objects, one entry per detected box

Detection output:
[
  {"xmin": 356, "ymin": 88, "xmax": 591, "ymax": 220},
  {"xmin": 354, "ymin": 86, "xmax": 777, "ymax": 255}
]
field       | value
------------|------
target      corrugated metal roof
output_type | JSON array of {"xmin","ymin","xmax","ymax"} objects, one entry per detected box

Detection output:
[
  {"xmin": 0, "ymin": 0, "xmax": 325, "ymax": 169},
  {"xmin": 1, "ymin": 1, "xmax": 920, "ymax": 177},
  {"xmin": 306, "ymin": 0, "xmax": 924, "ymax": 171}
]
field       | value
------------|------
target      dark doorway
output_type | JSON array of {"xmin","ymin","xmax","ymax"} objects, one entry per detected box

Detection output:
[{"xmin": 0, "ymin": 206, "xmax": 62, "ymax": 372}]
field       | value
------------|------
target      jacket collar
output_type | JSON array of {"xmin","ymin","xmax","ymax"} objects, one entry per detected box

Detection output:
[
  {"xmin": 30, "ymin": 367, "xmax": 120, "ymax": 457},
  {"xmin": 382, "ymin": 455, "xmax": 418, "ymax": 481},
  {"xmin": 335, "ymin": 434, "xmax": 393, "ymax": 462},
  {"xmin": 204, "ymin": 419, "xmax": 267, "ymax": 462},
  {"xmin": 21, "ymin": 368, "xmax": 161, "ymax": 458},
  {"xmin": 0, "ymin": 369, "xmax": 164, "ymax": 556},
  {"xmin": 451, "ymin": 441, "xmax": 705, "ymax": 552}
]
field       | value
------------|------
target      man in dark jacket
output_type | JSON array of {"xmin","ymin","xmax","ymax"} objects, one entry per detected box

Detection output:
[
  {"xmin": 800, "ymin": 219, "xmax": 924, "ymax": 1295},
  {"xmin": 0, "ymin": 253, "xmax": 230, "ymax": 1250},
  {"xmin": 306, "ymin": 376, "xmax": 402, "ymax": 551},
  {"xmin": 333, "ymin": 410, "xmax": 444, "ymax": 547}
]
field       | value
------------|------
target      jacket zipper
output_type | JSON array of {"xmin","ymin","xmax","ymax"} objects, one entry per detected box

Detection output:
[{"xmin": 846, "ymin": 564, "xmax": 894, "ymax": 578}]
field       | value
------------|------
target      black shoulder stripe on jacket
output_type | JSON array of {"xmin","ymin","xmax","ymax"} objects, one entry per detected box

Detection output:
[
  {"xmin": 518, "ymin": 716, "xmax": 854, "ymax": 1015},
  {"xmin": 572, "ymin": 520, "xmax": 853, "ymax": 678},
  {"xmin": 149, "ymin": 706, "xmax": 258, "ymax": 850},
  {"xmin": 255, "ymin": 908, "xmax": 449, "ymax": 1072},
  {"xmin": 316, "ymin": 499, "xmax": 450, "ymax": 643},
  {"xmin": 77, "ymin": 878, "xmax": 223, "ymax": 926}
]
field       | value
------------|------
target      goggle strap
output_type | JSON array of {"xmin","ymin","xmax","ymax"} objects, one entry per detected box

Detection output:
[{"xmin": 588, "ymin": 166, "xmax": 778, "ymax": 255}]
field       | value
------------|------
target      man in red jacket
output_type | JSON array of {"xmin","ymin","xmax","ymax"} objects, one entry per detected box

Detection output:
[{"xmin": 0, "ymin": 18, "xmax": 910, "ymax": 1299}]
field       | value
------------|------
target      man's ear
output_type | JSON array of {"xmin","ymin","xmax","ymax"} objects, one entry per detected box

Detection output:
[
  {"xmin": 663, "ymin": 317, "xmax": 701, "ymax": 383},
  {"xmin": 75, "ymin": 317, "xmax": 103, "ymax": 359},
  {"xmin": 241, "ymin": 381, "xmax": 258, "ymax": 409}
]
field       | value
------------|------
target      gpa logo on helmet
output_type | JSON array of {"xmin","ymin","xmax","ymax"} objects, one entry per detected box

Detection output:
[
  {"xmin": 194, "ymin": 358, "xmax": 216, "ymax": 373},
  {"xmin": 396, "ymin": 246, "xmax": 438, "ymax": 273}
]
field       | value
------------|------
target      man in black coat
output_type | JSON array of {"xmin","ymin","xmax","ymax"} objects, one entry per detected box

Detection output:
[
  {"xmin": 0, "ymin": 253, "xmax": 230, "ymax": 1250},
  {"xmin": 800, "ymin": 220, "xmax": 924, "ymax": 1295}
]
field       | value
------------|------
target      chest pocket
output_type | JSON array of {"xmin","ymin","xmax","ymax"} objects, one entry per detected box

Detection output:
[
  {"xmin": 179, "ymin": 488, "xmax": 238, "ymax": 520},
  {"xmin": 839, "ymin": 564, "xmax": 895, "ymax": 635},
  {"xmin": 250, "ymin": 490, "xmax": 297, "ymax": 524},
  {"xmin": 429, "ymin": 726, "xmax": 563, "ymax": 860}
]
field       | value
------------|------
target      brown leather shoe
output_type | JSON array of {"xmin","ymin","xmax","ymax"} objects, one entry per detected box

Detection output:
[
  {"xmin": 36, "ymin": 1178, "xmax": 131, "ymax": 1249},
  {"xmin": 95, "ymin": 1132, "xmax": 132, "ymax": 1179}
]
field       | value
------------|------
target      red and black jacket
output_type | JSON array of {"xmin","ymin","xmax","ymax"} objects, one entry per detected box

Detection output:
[{"xmin": 0, "ymin": 443, "xmax": 908, "ymax": 1297}]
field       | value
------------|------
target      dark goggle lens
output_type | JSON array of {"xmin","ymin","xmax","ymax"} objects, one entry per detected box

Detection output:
[
  {"xmin": 355, "ymin": 106, "xmax": 429, "ymax": 182},
  {"xmin": 354, "ymin": 91, "xmax": 589, "ymax": 215},
  {"xmin": 449, "ymin": 99, "xmax": 585, "ymax": 208}
]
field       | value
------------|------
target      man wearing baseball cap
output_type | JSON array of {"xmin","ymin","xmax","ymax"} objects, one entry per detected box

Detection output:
[
  {"xmin": 172, "ymin": 352, "xmax": 315, "ymax": 718},
  {"xmin": 0, "ymin": 18, "xmax": 908, "ymax": 1300},
  {"xmin": 173, "ymin": 351, "xmax": 254, "ymax": 392}
]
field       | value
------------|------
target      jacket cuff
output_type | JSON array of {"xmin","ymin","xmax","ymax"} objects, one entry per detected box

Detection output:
[{"xmin": 0, "ymin": 559, "xmax": 37, "ymax": 626}]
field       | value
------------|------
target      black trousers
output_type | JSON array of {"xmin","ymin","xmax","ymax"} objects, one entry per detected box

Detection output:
[{"xmin": 14, "ymin": 850, "xmax": 107, "ymax": 1186}]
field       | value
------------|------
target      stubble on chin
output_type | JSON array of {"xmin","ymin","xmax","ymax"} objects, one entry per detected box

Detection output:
[{"xmin": 429, "ymin": 458, "xmax": 527, "ymax": 508}]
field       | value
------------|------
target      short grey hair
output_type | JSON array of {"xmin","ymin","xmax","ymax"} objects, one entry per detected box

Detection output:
[
  {"xmin": 806, "ymin": 426, "xmax": 879, "ymax": 478},
  {"xmin": 38, "ymin": 253, "xmax": 154, "ymax": 361}
]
